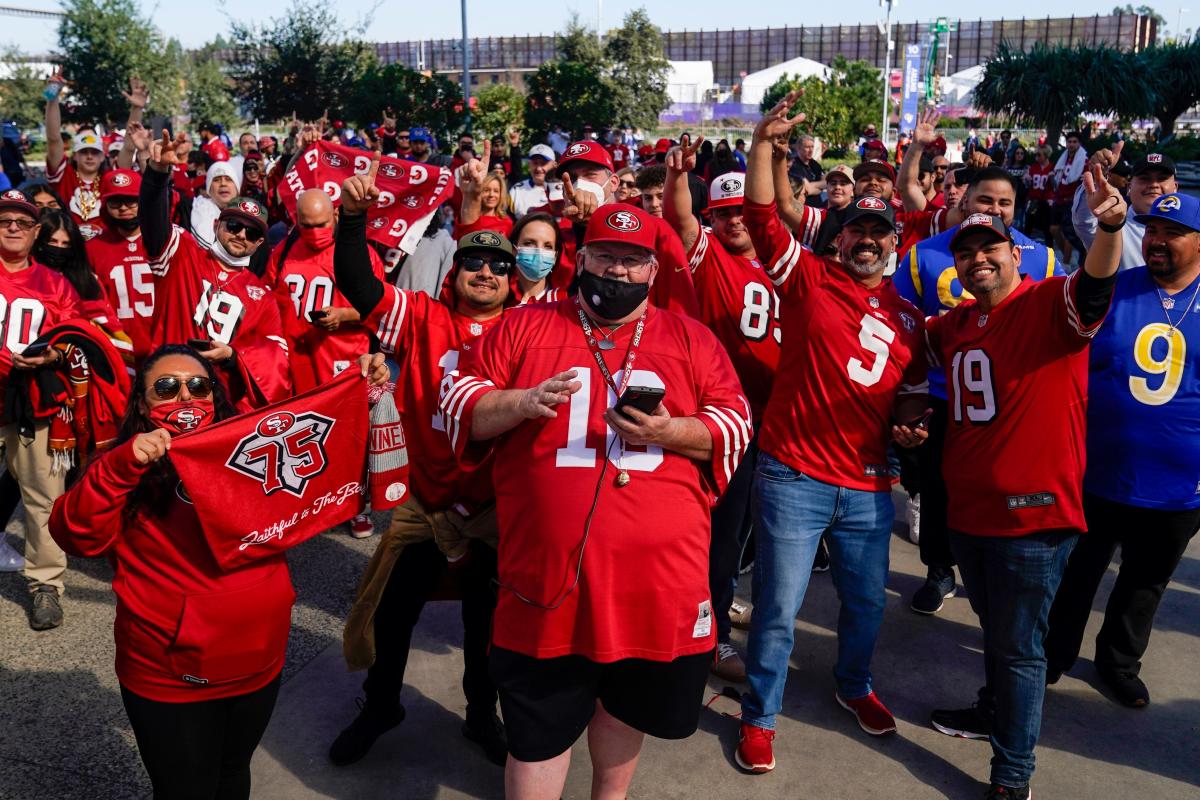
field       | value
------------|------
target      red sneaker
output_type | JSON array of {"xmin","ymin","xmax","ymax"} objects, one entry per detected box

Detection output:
[
  {"xmin": 350, "ymin": 514, "xmax": 375, "ymax": 539},
  {"xmin": 836, "ymin": 691, "xmax": 897, "ymax": 736},
  {"xmin": 735, "ymin": 723, "xmax": 776, "ymax": 773}
]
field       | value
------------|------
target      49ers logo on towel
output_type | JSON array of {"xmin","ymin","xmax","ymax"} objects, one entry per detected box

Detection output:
[{"xmin": 227, "ymin": 410, "xmax": 335, "ymax": 498}]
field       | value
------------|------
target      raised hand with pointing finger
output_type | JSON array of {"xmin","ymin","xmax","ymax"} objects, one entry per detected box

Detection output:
[
  {"xmin": 342, "ymin": 151, "xmax": 381, "ymax": 215},
  {"xmin": 666, "ymin": 135, "xmax": 704, "ymax": 174},
  {"xmin": 1082, "ymin": 161, "xmax": 1128, "ymax": 226},
  {"xmin": 148, "ymin": 129, "xmax": 181, "ymax": 173}
]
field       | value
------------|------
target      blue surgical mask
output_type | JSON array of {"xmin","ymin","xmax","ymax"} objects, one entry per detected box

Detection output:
[{"xmin": 515, "ymin": 247, "xmax": 557, "ymax": 281}]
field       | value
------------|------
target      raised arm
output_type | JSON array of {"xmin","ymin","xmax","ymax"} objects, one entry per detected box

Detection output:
[
  {"xmin": 664, "ymin": 138, "xmax": 703, "ymax": 253},
  {"xmin": 1080, "ymin": 163, "xmax": 1127, "ymax": 283},
  {"xmin": 140, "ymin": 130, "xmax": 183, "ymax": 260},
  {"xmin": 748, "ymin": 90, "xmax": 804, "ymax": 206},
  {"xmin": 44, "ymin": 73, "xmax": 65, "ymax": 174},
  {"xmin": 456, "ymin": 140, "xmax": 490, "ymax": 227},
  {"xmin": 898, "ymin": 108, "xmax": 939, "ymax": 211},
  {"xmin": 333, "ymin": 156, "xmax": 386, "ymax": 318}
]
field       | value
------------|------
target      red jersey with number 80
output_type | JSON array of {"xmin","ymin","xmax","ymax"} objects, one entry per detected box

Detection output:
[
  {"xmin": 0, "ymin": 262, "xmax": 83, "ymax": 414},
  {"xmin": 440, "ymin": 300, "xmax": 751, "ymax": 662},
  {"xmin": 745, "ymin": 200, "xmax": 927, "ymax": 491}
]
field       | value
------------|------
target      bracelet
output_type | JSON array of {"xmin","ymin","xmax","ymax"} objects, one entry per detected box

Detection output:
[{"xmin": 1098, "ymin": 218, "xmax": 1126, "ymax": 233}]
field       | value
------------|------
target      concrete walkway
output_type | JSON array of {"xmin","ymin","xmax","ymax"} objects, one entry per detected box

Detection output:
[{"xmin": 3, "ymin": 497, "xmax": 1198, "ymax": 799}]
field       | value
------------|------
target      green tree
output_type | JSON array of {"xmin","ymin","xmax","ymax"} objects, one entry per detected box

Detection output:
[
  {"xmin": 603, "ymin": 9, "xmax": 672, "ymax": 130},
  {"xmin": 473, "ymin": 83, "xmax": 524, "ymax": 139},
  {"xmin": 348, "ymin": 62, "xmax": 467, "ymax": 142},
  {"xmin": 1111, "ymin": 4, "xmax": 1167, "ymax": 25},
  {"xmin": 524, "ymin": 60, "xmax": 614, "ymax": 140},
  {"xmin": 975, "ymin": 43, "xmax": 1086, "ymax": 144},
  {"xmin": 183, "ymin": 52, "xmax": 239, "ymax": 129},
  {"xmin": 56, "ymin": 0, "xmax": 182, "ymax": 124},
  {"xmin": 760, "ymin": 57, "xmax": 882, "ymax": 151},
  {"xmin": 0, "ymin": 47, "xmax": 46, "ymax": 128},
  {"xmin": 230, "ymin": 0, "xmax": 375, "ymax": 122}
]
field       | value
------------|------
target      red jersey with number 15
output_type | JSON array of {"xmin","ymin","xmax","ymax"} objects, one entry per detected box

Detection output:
[
  {"xmin": 87, "ymin": 229, "xmax": 154, "ymax": 361},
  {"xmin": 746, "ymin": 200, "xmax": 927, "ymax": 492},
  {"xmin": 687, "ymin": 227, "xmax": 780, "ymax": 421}
]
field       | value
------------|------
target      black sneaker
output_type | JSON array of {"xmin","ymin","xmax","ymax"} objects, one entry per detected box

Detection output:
[
  {"xmin": 911, "ymin": 567, "xmax": 955, "ymax": 615},
  {"xmin": 328, "ymin": 698, "xmax": 406, "ymax": 766},
  {"xmin": 984, "ymin": 784, "xmax": 1031, "ymax": 799},
  {"xmin": 462, "ymin": 710, "xmax": 508, "ymax": 766},
  {"xmin": 1098, "ymin": 668, "xmax": 1150, "ymax": 708},
  {"xmin": 30, "ymin": 586, "xmax": 63, "ymax": 631},
  {"xmin": 812, "ymin": 536, "xmax": 830, "ymax": 573},
  {"xmin": 930, "ymin": 703, "xmax": 991, "ymax": 740}
]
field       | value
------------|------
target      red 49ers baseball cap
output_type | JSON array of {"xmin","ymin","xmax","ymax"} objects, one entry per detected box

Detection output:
[
  {"xmin": 101, "ymin": 169, "xmax": 141, "ymax": 200},
  {"xmin": 0, "ymin": 189, "xmax": 38, "ymax": 219},
  {"xmin": 556, "ymin": 141, "xmax": 615, "ymax": 177},
  {"xmin": 707, "ymin": 172, "xmax": 745, "ymax": 211},
  {"xmin": 583, "ymin": 204, "xmax": 657, "ymax": 251}
]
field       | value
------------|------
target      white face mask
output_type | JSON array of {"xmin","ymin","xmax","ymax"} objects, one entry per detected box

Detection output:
[{"xmin": 208, "ymin": 235, "xmax": 251, "ymax": 268}]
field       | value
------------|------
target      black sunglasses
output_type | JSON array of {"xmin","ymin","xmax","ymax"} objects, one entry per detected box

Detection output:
[
  {"xmin": 222, "ymin": 220, "xmax": 265, "ymax": 242},
  {"xmin": 106, "ymin": 196, "xmax": 138, "ymax": 208},
  {"xmin": 151, "ymin": 375, "xmax": 213, "ymax": 400},
  {"xmin": 459, "ymin": 255, "xmax": 513, "ymax": 276}
]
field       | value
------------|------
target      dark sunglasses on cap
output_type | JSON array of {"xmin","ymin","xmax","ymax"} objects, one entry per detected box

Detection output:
[
  {"xmin": 151, "ymin": 375, "xmax": 213, "ymax": 400},
  {"xmin": 459, "ymin": 255, "xmax": 513, "ymax": 276},
  {"xmin": 222, "ymin": 220, "xmax": 265, "ymax": 242}
]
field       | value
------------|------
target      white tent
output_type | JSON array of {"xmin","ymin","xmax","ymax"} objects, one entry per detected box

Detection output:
[
  {"xmin": 740, "ymin": 56, "xmax": 830, "ymax": 106},
  {"xmin": 940, "ymin": 64, "xmax": 985, "ymax": 107},
  {"xmin": 666, "ymin": 61, "xmax": 716, "ymax": 104}
]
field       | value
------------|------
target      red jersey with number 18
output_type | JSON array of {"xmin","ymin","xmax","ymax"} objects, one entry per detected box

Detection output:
[
  {"xmin": 687, "ymin": 227, "xmax": 780, "ymax": 421},
  {"xmin": 745, "ymin": 200, "xmax": 927, "ymax": 492},
  {"xmin": 440, "ymin": 300, "xmax": 751, "ymax": 662},
  {"xmin": 927, "ymin": 273, "xmax": 1104, "ymax": 536}
]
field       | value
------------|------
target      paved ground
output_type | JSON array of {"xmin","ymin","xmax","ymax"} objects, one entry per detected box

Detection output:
[{"xmin": 2, "ymin": 495, "xmax": 1198, "ymax": 799}]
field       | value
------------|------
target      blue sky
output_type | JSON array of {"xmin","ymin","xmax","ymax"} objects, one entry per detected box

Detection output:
[{"xmin": 1, "ymin": 1, "xmax": 1189, "ymax": 54}]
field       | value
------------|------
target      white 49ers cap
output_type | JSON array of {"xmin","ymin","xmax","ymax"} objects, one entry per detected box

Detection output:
[{"xmin": 707, "ymin": 172, "xmax": 745, "ymax": 211}]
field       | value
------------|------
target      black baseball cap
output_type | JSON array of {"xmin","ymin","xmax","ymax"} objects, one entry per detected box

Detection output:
[
  {"xmin": 456, "ymin": 229, "xmax": 514, "ymax": 260},
  {"xmin": 841, "ymin": 195, "xmax": 897, "ymax": 231},
  {"xmin": 1131, "ymin": 153, "xmax": 1176, "ymax": 178},
  {"xmin": 950, "ymin": 213, "xmax": 1012, "ymax": 251},
  {"xmin": 918, "ymin": 156, "xmax": 936, "ymax": 176}
]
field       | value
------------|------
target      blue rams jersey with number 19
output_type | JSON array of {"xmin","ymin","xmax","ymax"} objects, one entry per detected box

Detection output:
[
  {"xmin": 894, "ymin": 227, "xmax": 1063, "ymax": 399},
  {"xmin": 1085, "ymin": 267, "xmax": 1200, "ymax": 510}
]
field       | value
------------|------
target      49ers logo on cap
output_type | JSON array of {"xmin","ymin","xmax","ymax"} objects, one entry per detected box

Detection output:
[
  {"xmin": 720, "ymin": 178, "xmax": 743, "ymax": 193},
  {"xmin": 239, "ymin": 200, "xmax": 261, "ymax": 216},
  {"xmin": 471, "ymin": 231, "xmax": 503, "ymax": 247},
  {"xmin": 111, "ymin": 173, "xmax": 132, "ymax": 187},
  {"xmin": 856, "ymin": 196, "xmax": 887, "ymax": 211},
  {"xmin": 605, "ymin": 209, "xmax": 642, "ymax": 232},
  {"xmin": 165, "ymin": 406, "xmax": 209, "ymax": 433},
  {"xmin": 2, "ymin": 189, "xmax": 24, "ymax": 201},
  {"xmin": 322, "ymin": 152, "xmax": 347, "ymax": 168},
  {"xmin": 227, "ymin": 410, "xmax": 335, "ymax": 498},
  {"xmin": 565, "ymin": 143, "xmax": 591, "ymax": 157}
]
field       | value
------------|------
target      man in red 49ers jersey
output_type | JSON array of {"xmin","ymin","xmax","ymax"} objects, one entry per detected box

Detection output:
[
  {"xmin": 926, "ymin": 169, "xmax": 1128, "ymax": 800},
  {"xmin": 0, "ymin": 190, "xmax": 83, "ymax": 630},
  {"xmin": 440, "ymin": 203, "xmax": 750, "ymax": 800},
  {"xmin": 87, "ymin": 169, "xmax": 155, "ymax": 362},
  {"xmin": 326, "ymin": 159, "xmax": 513, "ymax": 767},
  {"xmin": 139, "ymin": 132, "xmax": 289, "ymax": 411},
  {"xmin": 45, "ymin": 82, "xmax": 106, "ymax": 240},
  {"xmin": 735, "ymin": 95, "xmax": 931, "ymax": 775},
  {"xmin": 262, "ymin": 189, "xmax": 384, "ymax": 394},
  {"xmin": 664, "ymin": 137, "xmax": 781, "ymax": 685}
]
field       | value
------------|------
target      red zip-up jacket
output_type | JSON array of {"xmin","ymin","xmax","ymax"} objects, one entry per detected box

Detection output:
[{"xmin": 49, "ymin": 438, "xmax": 295, "ymax": 702}]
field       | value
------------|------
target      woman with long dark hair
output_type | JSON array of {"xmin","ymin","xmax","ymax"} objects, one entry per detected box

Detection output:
[
  {"xmin": 49, "ymin": 344, "xmax": 292, "ymax": 800},
  {"xmin": 33, "ymin": 208, "xmax": 104, "ymax": 301}
]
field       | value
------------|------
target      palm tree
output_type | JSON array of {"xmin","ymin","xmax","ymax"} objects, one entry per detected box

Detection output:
[
  {"xmin": 975, "ymin": 43, "xmax": 1087, "ymax": 145},
  {"xmin": 1135, "ymin": 40, "xmax": 1200, "ymax": 142}
]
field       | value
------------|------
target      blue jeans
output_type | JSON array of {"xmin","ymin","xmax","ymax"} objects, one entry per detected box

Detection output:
[
  {"xmin": 949, "ymin": 529, "xmax": 1077, "ymax": 788},
  {"xmin": 741, "ymin": 452, "xmax": 894, "ymax": 730}
]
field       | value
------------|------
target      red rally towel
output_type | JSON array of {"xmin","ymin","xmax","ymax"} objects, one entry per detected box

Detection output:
[{"xmin": 170, "ymin": 370, "xmax": 370, "ymax": 569}]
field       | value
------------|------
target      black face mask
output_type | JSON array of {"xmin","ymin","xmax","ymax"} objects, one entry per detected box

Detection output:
[
  {"xmin": 36, "ymin": 245, "xmax": 70, "ymax": 269},
  {"xmin": 111, "ymin": 217, "xmax": 140, "ymax": 233},
  {"xmin": 577, "ymin": 270, "xmax": 649, "ymax": 321}
]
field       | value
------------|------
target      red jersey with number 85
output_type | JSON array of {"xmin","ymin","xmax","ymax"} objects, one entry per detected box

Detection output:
[
  {"xmin": 440, "ymin": 301, "xmax": 751, "ymax": 662},
  {"xmin": 745, "ymin": 200, "xmax": 927, "ymax": 491}
]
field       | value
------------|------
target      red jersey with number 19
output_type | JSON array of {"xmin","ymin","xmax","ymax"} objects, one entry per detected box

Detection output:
[
  {"xmin": 440, "ymin": 301, "xmax": 751, "ymax": 662},
  {"xmin": 927, "ymin": 273, "xmax": 1105, "ymax": 536},
  {"xmin": 687, "ymin": 227, "xmax": 780, "ymax": 421},
  {"xmin": 746, "ymin": 200, "xmax": 927, "ymax": 492}
]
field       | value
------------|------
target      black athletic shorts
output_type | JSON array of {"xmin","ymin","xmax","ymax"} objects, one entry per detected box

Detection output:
[{"xmin": 490, "ymin": 645, "xmax": 713, "ymax": 762}]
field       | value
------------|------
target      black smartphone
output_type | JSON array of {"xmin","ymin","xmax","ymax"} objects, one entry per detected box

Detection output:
[
  {"xmin": 904, "ymin": 409, "xmax": 934, "ymax": 431},
  {"xmin": 21, "ymin": 342, "xmax": 49, "ymax": 358},
  {"xmin": 615, "ymin": 385, "xmax": 666, "ymax": 419},
  {"xmin": 308, "ymin": 309, "xmax": 328, "ymax": 322},
  {"xmin": 187, "ymin": 337, "xmax": 211, "ymax": 351}
]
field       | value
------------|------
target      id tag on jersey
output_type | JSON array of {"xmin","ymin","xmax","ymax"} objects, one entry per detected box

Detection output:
[
  {"xmin": 1006, "ymin": 492, "xmax": 1056, "ymax": 510},
  {"xmin": 693, "ymin": 600, "xmax": 713, "ymax": 638}
]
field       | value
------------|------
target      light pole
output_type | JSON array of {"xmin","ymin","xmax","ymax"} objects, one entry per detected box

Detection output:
[
  {"xmin": 461, "ymin": 0, "xmax": 471, "ymax": 134},
  {"xmin": 880, "ymin": 0, "xmax": 896, "ymax": 148}
]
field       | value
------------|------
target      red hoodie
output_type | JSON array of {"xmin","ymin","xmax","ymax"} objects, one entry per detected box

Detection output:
[{"xmin": 50, "ymin": 439, "xmax": 295, "ymax": 701}]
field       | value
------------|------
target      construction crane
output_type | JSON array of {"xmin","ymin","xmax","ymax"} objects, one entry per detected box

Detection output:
[{"xmin": 0, "ymin": 4, "xmax": 64, "ymax": 20}]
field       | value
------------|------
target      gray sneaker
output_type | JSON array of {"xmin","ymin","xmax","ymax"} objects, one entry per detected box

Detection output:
[{"xmin": 30, "ymin": 587, "xmax": 63, "ymax": 631}]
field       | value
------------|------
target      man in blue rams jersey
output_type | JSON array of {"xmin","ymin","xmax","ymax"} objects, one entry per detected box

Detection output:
[
  {"xmin": 1046, "ymin": 192, "xmax": 1200, "ymax": 707},
  {"xmin": 893, "ymin": 165, "xmax": 1065, "ymax": 615}
]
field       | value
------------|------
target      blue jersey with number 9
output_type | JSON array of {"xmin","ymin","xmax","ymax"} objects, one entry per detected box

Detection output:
[{"xmin": 1086, "ymin": 267, "xmax": 1200, "ymax": 510}]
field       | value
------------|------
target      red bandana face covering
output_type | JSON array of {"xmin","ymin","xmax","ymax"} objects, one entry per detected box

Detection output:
[{"xmin": 149, "ymin": 400, "xmax": 215, "ymax": 436}]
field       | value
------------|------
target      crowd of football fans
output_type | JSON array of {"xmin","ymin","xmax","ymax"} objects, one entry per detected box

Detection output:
[{"xmin": 0, "ymin": 72, "xmax": 1196, "ymax": 800}]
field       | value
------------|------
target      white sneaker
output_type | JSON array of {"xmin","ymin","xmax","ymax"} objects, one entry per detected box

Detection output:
[
  {"xmin": 906, "ymin": 494, "xmax": 921, "ymax": 545},
  {"xmin": 0, "ymin": 537, "xmax": 23, "ymax": 572}
]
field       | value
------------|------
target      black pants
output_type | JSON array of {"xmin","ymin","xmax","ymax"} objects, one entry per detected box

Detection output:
[
  {"xmin": 710, "ymin": 438, "xmax": 759, "ymax": 643},
  {"xmin": 120, "ymin": 675, "xmax": 280, "ymax": 800},
  {"xmin": 364, "ymin": 538, "xmax": 499, "ymax": 716},
  {"xmin": 914, "ymin": 397, "xmax": 954, "ymax": 572},
  {"xmin": 1046, "ymin": 493, "xmax": 1200, "ymax": 677}
]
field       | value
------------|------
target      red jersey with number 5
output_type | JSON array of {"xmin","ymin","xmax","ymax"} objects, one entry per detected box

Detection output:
[
  {"xmin": 0, "ymin": 261, "xmax": 83, "ymax": 412},
  {"xmin": 364, "ymin": 284, "xmax": 503, "ymax": 512},
  {"xmin": 263, "ymin": 237, "xmax": 385, "ymax": 394},
  {"xmin": 927, "ymin": 273, "xmax": 1104, "ymax": 536},
  {"xmin": 87, "ymin": 229, "xmax": 154, "ymax": 361},
  {"xmin": 687, "ymin": 226, "xmax": 780, "ymax": 421},
  {"xmin": 440, "ymin": 300, "xmax": 751, "ymax": 662},
  {"xmin": 745, "ymin": 200, "xmax": 927, "ymax": 491}
]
